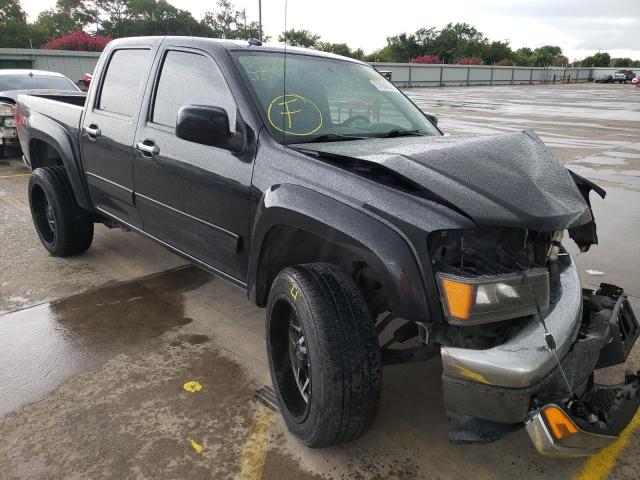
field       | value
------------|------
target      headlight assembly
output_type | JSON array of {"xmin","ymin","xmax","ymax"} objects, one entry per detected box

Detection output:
[
  {"xmin": 437, "ymin": 268, "xmax": 550, "ymax": 325},
  {"xmin": 0, "ymin": 102, "xmax": 14, "ymax": 116}
]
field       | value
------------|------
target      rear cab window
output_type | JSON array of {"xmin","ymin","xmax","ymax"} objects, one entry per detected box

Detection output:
[{"xmin": 97, "ymin": 49, "xmax": 153, "ymax": 117}]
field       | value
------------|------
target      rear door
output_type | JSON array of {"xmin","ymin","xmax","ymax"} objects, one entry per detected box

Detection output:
[
  {"xmin": 80, "ymin": 44, "xmax": 156, "ymax": 227},
  {"xmin": 133, "ymin": 45, "xmax": 253, "ymax": 283}
]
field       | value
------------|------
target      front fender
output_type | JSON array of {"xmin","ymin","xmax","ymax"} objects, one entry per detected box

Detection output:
[{"xmin": 247, "ymin": 183, "xmax": 431, "ymax": 322}]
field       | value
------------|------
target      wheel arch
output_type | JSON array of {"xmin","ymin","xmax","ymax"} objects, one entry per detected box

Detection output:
[
  {"xmin": 26, "ymin": 116, "xmax": 93, "ymax": 211},
  {"xmin": 247, "ymin": 184, "xmax": 431, "ymax": 322}
]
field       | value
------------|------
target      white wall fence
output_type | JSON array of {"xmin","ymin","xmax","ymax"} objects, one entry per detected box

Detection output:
[
  {"xmin": 1, "ymin": 48, "xmax": 631, "ymax": 88},
  {"xmin": 371, "ymin": 63, "xmax": 597, "ymax": 87},
  {"xmin": 0, "ymin": 48, "xmax": 100, "ymax": 83}
]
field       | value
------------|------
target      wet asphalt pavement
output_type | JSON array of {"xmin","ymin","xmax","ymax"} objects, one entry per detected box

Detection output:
[{"xmin": 1, "ymin": 83, "xmax": 639, "ymax": 479}]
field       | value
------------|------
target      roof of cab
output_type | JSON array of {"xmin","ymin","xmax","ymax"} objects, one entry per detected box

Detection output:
[{"xmin": 108, "ymin": 36, "xmax": 367, "ymax": 65}]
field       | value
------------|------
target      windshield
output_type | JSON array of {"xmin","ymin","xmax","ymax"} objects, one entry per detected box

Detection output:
[
  {"xmin": 0, "ymin": 74, "xmax": 78, "ymax": 92},
  {"xmin": 233, "ymin": 51, "xmax": 439, "ymax": 143}
]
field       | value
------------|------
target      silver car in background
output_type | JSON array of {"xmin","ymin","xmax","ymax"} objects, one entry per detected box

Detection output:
[{"xmin": 0, "ymin": 70, "xmax": 81, "ymax": 157}]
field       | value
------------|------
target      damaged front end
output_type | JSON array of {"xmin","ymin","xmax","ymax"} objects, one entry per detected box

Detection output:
[
  {"xmin": 431, "ymin": 228, "xmax": 640, "ymax": 456},
  {"xmin": 525, "ymin": 284, "xmax": 640, "ymax": 456},
  {"xmin": 295, "ymin": 130, "xmax": 637, "ymax": 455}
]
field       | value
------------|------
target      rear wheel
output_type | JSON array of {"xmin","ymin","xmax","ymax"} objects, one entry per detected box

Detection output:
[
  {"xmin": 28, "ymin": 166, "xmax": 93, "ymax": 256},
  {"xmin": 266, "ymin": 263, "xmax": 382, "ymax": 447}
]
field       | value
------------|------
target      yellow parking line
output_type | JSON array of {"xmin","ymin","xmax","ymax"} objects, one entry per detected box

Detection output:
[
  {"xmin": 236, "ymin": 404, "xmax": 275, "ymax": 480},
  {"xmin": 572, "ymin": 410, "xmax": 640, "ymax": 480},
  {"xmin": 0, "ymin": 173, "xmax": 30, "ymax": 179}
]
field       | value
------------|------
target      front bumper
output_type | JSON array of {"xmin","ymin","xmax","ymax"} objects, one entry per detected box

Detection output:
[
  {"xmin": 442, "ymin": 260, "xmax": 583, "ymax": 389},
  {"xmin": 442, "ymin": 267, "xmax": 639, "ymax": 456}
]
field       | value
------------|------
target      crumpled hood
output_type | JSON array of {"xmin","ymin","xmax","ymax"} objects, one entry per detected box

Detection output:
[{"xmin": 295, "ymin": 131, "xmax": 592, "ymax": 231}]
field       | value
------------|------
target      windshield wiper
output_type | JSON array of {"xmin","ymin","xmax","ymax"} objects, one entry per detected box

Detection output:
[
  {"xmin": 307, "ymin": 133, "xmax": 368, "ymax": 143},
  {"xmin": 375, "ymin": 128, "xmax": 425, "ymax": 138}
]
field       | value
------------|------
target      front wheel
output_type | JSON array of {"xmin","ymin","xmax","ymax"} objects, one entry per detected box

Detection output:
[{"xmin": 266, "ymin": 263, "xmax": 382, "ymax": 447}]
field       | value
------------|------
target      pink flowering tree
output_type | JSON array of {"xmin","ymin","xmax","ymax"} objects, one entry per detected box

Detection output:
[
  {"xmin": 411, "ymin": 55, "xmax": 442, "ymax": 64},
  {"xmin": 42, "ymin": 31, "xmax": 112, "ymax": 52}
]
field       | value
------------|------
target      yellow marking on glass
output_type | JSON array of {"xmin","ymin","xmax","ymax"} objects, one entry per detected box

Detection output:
[
  {"xmin": 267, "ymin": 94, "xmax": 323, "ymax": 136},
  {"xmin": 278, "ymin": 98, "xmax": 302, "ymax": 129},
  {"xmin": 183, "ymin": 380, "xmax": 203, "ymax": 393}
]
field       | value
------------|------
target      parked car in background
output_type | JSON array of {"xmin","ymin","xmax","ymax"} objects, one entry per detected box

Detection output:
[
  {"xmin": 633, "ymin": 76, "xmax": 640, "ymax": 86},
  {"xmin": 613, "ymin": 69, "xmax": 636, "ymax": 83},
  {"xmin": 594, "ymin": 74, "xmax": 613, "ymax": 83},
  {"xmin": 0, "ymin": 70, "xmax": 82, "ymax": 157}
]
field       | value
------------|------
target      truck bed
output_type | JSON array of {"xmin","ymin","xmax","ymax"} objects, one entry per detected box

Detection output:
[{"xmin": 16, "ymin": 93, "xmax": 87, "ymax": 198}]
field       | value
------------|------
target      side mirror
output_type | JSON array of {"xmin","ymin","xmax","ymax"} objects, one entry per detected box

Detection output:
[
  {"xmin": 425, "ymin": 112, "xmax": 438, "ymax": 127},
  {"xmin": 176, "ymin": 105, "xmax": 234, "ymax": 150}
]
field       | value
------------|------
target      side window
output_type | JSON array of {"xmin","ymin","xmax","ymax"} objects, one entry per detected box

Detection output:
[
  {"xmin": 98, "ymin": 49, "xmax": 152, "ymax": 116},
  {"xmin": 152, "ymin": 50, "xmax": 237, "ymax": 132}
]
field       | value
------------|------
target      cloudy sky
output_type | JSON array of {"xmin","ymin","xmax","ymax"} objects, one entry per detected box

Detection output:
[{"xmin": 22, "ymin": 0, "xmax": 640, "ymax": 61}]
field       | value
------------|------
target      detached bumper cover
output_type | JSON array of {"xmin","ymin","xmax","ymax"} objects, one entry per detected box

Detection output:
[
  {"xmin": 525, "ymin": 287, "xmax": 640, "ymax": 456},
  {"xmin": 527, "ymin": 373, "xmax": 640, "ymax": 456},
  {"xmin": 443, "ymin": 274, "xmax": 640, "ymax": 456}
]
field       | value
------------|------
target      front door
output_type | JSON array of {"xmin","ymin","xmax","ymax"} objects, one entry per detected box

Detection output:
[
  {"xmin": 81, "ymin": 46, "xmax": 155, "ymax": 227},
  {"xmin": 133, "ymin": 47, "xmax": 253, "ymax": 283}
]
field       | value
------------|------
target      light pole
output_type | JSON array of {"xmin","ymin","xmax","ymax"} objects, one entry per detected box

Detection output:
[{"xmin": 258, "ymin": 0, "xmax": 262, "ymax": 41}]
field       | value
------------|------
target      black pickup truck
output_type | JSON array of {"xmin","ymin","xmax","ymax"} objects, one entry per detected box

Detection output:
[{"xmin": 16, "ymin": 36, "xmax": 640, "ymax": 455}]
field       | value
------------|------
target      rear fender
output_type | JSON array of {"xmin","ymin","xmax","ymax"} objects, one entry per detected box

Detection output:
[{"xmin": 25, "ymin": 112, "xmax": 92, "ymax": 211}]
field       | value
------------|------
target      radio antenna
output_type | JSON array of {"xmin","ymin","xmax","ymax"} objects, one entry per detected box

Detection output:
[{"xmin": 282, "ymin": 0, "xmax": 288, "ymax": 143}]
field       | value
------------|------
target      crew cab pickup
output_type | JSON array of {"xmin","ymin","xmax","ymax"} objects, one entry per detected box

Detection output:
[{"xmin": 16, "ymin": 36, "xmax": 639, "ymax": 456}]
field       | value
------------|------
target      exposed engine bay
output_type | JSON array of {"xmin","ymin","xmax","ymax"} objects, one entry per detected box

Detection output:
[
  {"xmin": 427, "ymin": 227, "xmax": 560, "ymax": 349},
  {"xmin": 429, "ymin": 227, "xmax": 550, "ymax": 277}
]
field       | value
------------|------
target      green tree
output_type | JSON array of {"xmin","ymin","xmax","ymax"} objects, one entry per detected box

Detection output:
[
  {"xmin": 95, "ymin": 0, "xmax": 127, "ymax": 25},
  {"xmin": 202, "ymin": 0, "xmax": 262, "ymax": 40},
  {"xmin": 531, "ymin": 45, "xmax": 564, "ymax": 66},
  {"xmin": 512, "ymin": 48, "xmax": 534, "ymax": 66},
  {"xmin": 0, "ymin": 0, "xmax": 25, "ymax": 22},
  {"xmin": 278, "ymin": 29, "xmax": 320, "ymax": 48},
  {"xmin": 316, "ymin": 42, "xmax": 364, "ymax": 59},
  {"xmin": 364, "ymin": 50, "xmax": 390, "ymax": 62},
  {"xmin": 482, "ymin": 40, "xmax": 511, "ymax": 64},
  {"xmin": 611, "ymin": 58, "xmax": 632, "ymax": 67},
  {"xmin": 431, "ymin": 23, "xmax": 487, "ymax": 63},
  {"xmin": 98, "ymin": 0, "xmax": 211, "ymax": 37},
  {"xmin": 0, "ymin": 20, "xmax": 49, "ymax": 48},
  {"xmin": 579, "ymin": 52, "xmax": 611, "ymax": 67},
  {"xmin": 379, "ymin": 33, "xmax": 421, "ymax": 62},
  {"xmin": 35, "ymin": 0, "xmax": 96, "ymax": 38}
]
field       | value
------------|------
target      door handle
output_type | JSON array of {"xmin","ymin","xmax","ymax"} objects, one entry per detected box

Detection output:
[
  {"xmin": 135, "ymin": 140, "xmax": 159, "ymax": 157},
  {"xmin": 84, "ymin": 124, "xmax": 101, "ymax": 138}
]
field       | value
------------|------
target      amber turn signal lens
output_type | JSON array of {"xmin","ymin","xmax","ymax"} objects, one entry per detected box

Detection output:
[
  {"xmin": 543, "ymin": 405, "xmax": 578, "ymax": 441},
  {"xmin": 441, "ymin": 278, "xmax": 474, "ymax": 320}
]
